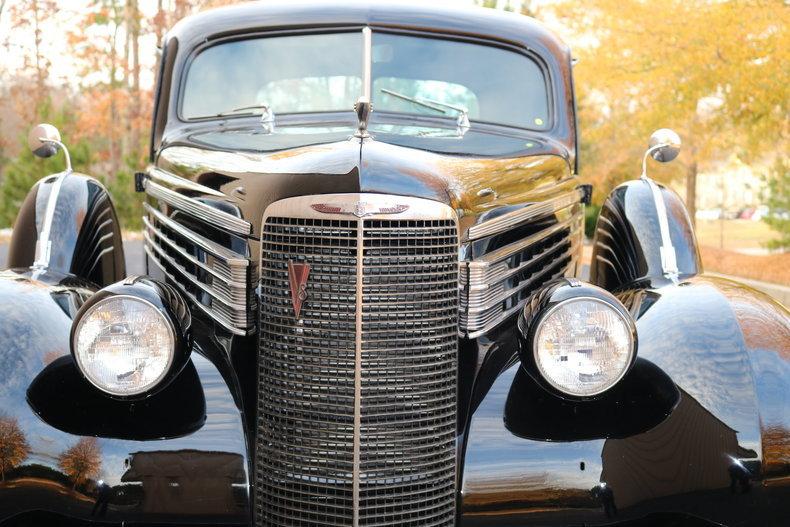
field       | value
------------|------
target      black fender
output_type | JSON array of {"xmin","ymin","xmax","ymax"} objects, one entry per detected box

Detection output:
[
  {"xmin": 458, "ymin": 275, "xmax": 790, "ymax": 526},
  {"xmin": 0, "ymin": 270, "xmax": 251, "ymax": 526},
  {"xmin": 7, "ymin": 174, "xmax": 125, "ymax": 288},
  {"xmin": 590, "ymin": 179, "xmax": 701, "ymax": 290}
]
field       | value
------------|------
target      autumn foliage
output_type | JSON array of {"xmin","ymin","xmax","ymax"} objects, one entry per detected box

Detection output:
[
  {"xmin": 0, "ymin": 415, "xmax": 30, "ymax": 482},
  {"xmin": 0, "ymin": 1, "xmax": 788, "ymax": 237},
  {"xmin": 58, "ymin": 437, "xmax": 102, "ymax": 490}
]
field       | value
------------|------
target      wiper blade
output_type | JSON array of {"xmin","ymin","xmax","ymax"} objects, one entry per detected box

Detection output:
[
  {"xmin": 216, "ymin": 104, "xmax": 272, "ymax": 118},
  {"xmin": 380, "ymin": 89, "xmax": 447, "ymax": 115},
  {"xmin": 379, "ymin": 89, "xmax": 470, "ymax": 136}
]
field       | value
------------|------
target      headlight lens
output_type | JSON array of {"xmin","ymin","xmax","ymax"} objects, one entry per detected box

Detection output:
[
  {"xmin": 534, "ymin": 297, "xmax": 634, "ymax": 397},
  {"xmin": 73, "ymin": 296, "xmax": 175, "ymax": 396}
]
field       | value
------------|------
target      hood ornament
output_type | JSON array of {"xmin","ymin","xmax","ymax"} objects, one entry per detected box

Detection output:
[
  {"xmin": 311, "ymin": 202, "xmax": 409, "ymax": 218},
  {"xmin": 287, "ymin": 261, "xmax": 310, "ymax": 319}
]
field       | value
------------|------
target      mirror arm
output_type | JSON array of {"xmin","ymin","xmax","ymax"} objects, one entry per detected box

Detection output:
[
  {"xmin": 640, "ymin": 142, "xmax": 669, "ymax": 180},
  {"xmin": 39, "ymin": 137, "xmax": 72, "ymax": 173}
]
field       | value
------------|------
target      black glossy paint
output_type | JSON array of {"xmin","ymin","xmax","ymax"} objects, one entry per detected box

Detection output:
[
  {"xmin": 2, "ymin": 2, "xmax": 788, "ymax": 526},
  {"xmin": 7, "ymin": 174, "xmax": 126, "ymax": 288},
  {"xmin": 0, "ymin": 270, "xmax": 249, "ymax": 526},
  {"xmin": 590, "ymin": 179, "xmax": 701, "ymax": 290},
  {"xmin": 460, "ymin": 276, "xmax": 790, "ymax": 526}
]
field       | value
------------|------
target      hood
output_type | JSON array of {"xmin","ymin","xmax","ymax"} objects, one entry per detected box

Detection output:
[{"xmin": 156, "ymin": 126, "xmax": 574, "ymax": 239}]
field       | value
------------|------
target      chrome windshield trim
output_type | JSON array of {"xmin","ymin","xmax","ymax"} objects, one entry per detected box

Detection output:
[
  {"xmin": 465, "ymin": 188, "xmax": 584, "ymax": 241},
  {"xmin": 144, "ymin": 179, "xmax": 252, "ymax": 236},
  {"xmin": 147, "ymin": 166, "xmax": 226, "ymax": 197}
]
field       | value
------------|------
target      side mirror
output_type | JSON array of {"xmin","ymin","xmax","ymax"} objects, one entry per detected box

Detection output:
[
  {"xmin": 27, "ymin": 123, "xmax": 62, "ymax": 158},
  {"xmin": 648, "ymin": 128, "xmax": 681, "ymax": 163}
]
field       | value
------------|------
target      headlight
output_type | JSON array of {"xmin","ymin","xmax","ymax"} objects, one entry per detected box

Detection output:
[
  {"xmin": 71, "ymin": 278, "xmax": 191, "ymax": 397},
  {"xmin": 519, "ymin": 279, "xmax": 637, "ymax": 398}
]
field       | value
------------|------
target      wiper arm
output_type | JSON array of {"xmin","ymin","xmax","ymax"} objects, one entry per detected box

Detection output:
[
  {"xmin": 216, "ymin": 103, "xmax": 276, "ymax": 133},
  {"xmin": 216, "ymin": 104, "xmax": 273, "ymax": 118},
  {"xmin": 380, "ymin": 89, "xmax": 447, "ymax": 115},
  {"xmin": 379, "ymin": 89, "xmax": 470, "ymax": 135}
]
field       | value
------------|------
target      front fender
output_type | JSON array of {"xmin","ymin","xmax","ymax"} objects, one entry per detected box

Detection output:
[
  {"xmin": 0, "ymin": 270, "xmax": 251, "ymax": 526},
  {"xmin": 459, "ymin": 276, "xmax": 789, "ymax": 526}
]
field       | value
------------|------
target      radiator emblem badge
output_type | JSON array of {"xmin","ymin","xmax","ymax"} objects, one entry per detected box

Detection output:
[
  {"xmin": 311, "ymin": 202, "xmax": 409, "ymax": 218},
  {"xmin": 287, "ymin": 261, "xmax": 310, "ymax": 318}
]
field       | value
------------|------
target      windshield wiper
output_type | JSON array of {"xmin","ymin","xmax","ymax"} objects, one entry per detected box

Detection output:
[
  {"xmin": 216, "ymin": 104, "xmax": 273, "ymax": 119},
  {"xmin": 380, "ymin": 89, "xmax": 447, "ymax": 115},
  {"xmin": 216, "ymin": 103, "xmax": 275, "ymax": 133},
  {"xmin": 379, "ymin": 89, "xmax": 470, "ymax": 135}
]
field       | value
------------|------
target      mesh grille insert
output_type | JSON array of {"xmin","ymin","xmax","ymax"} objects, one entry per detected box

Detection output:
[{"xmin": 256, "ymin": 213, "xmax": 458, "ymax": 527}]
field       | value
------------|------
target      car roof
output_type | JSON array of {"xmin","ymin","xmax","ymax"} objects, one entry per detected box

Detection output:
[{"xmin": 168, "ymin": 0, "xmax": 570, "ymax": 60}]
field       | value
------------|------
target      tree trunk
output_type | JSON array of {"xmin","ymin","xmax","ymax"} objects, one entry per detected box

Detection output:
[
  {"xmin": 686, "ymin": 158, "xmax": 698, "ymax": 228},
  {"xmin": 130, "ymin": 0, "xmax": 141, "ymax": 154}
]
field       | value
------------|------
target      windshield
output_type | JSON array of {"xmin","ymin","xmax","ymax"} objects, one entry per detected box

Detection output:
[{"xmin": 181, "ymin": 31, "xmax": 550, "ymax": 130}]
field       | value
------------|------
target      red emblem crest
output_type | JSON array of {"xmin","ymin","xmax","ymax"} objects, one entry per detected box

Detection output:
[{"xmin": 287, "ymin": 261, "xmax": 310, "ymax": 318}]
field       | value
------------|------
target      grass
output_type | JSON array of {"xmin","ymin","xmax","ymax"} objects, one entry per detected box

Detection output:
[{"xmin": 695, "ymin": 219, "xmax": 779, "ymax": 252}]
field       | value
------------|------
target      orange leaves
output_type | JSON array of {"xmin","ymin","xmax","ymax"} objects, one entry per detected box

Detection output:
[
  {"xmin": 57, "ymin": 437, "xmax": 102, "ymax": 490},
  {"xmin": 0, "ymin": 415, "xmax": 30, "ymax": 481}
]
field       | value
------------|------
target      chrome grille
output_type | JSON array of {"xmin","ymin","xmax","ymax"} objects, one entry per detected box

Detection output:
[
  {"xmin": 460, "ymin": 204, "xmax": 583, "ymax": 337},
  {"xmin": 256, "ymin": 194, "xmax": 458, "ymax": 527},
  {"xmin": 143, "ymin": 203, "xmax": 254, "ymax": 335}
]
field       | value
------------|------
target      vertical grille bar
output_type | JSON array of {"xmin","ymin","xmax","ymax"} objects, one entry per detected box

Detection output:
[{"xmin": 256, "ymin": 194, "xmax": 458, "ymax": 527}]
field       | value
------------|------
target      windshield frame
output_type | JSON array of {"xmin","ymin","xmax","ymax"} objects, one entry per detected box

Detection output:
[{"xmin": 175, "ymin": 26, "xmax": 556, "ymax": 133}]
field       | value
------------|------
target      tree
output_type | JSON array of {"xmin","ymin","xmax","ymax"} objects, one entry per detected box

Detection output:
[
  {"xmin": 0, "ymin": 415, "xmax": 30, "ymax": 482},
  {"xmin": 58, "ymin": 437, "xmax": 102, "ymax": 490},
  {"xmin": 544, "ymin": 0, "xmax": 789, "ymax": 222},
  {"xmin": 762, "ymin": 158, "xmax": 789, "ymax": 252}
]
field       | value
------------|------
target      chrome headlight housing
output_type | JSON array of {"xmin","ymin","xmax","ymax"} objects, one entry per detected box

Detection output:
[
  {"xmin": 71, "ymin": 277, "xmax": 191, "ymax": 398},
  {"xmin": 518, "ymin": 278, "xmax": 637, "ymax": 398}
]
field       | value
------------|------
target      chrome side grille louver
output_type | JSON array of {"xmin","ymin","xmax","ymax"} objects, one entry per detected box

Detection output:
[
  {"xmin": 256, "ymin": 194, "xmax": 458, "ymax": 527},
  {"xmin": 460, "ymin": 201, "xmax": 583, "ymax": 337},
  {"xmin": 143, "ymin": 203, "xmax": 255, "ymax": 335}
]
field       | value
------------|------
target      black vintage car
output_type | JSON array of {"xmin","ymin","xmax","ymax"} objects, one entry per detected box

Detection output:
[{"xmin": 0, "ymin": 2, "xmax": 788, "ymax": 526}]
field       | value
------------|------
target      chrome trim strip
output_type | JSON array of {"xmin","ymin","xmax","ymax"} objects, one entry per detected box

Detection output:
[
  {"xmin": 147, "ymin": 166, "xmax": 226, "ymax": 197},
  {"xmin": 460, "ymin": 209, "xmax": 583, "ymax": 337},
  {"xmin": 144, "ymin": 203, "xmax": 249, "ymax": 267},
  {"xmin": 643, "ymin": 177, "xmax": 679, "ymax": 280},
  {"xmin": 352, "ymin": 213, "xmax": 364, "ymax": 527},
  {"xmin": 261, "ymin": 193, "xmax": 458, "ymax": 222},
  {"xmin": 144, "ymin": 244, "xmax": 250, "ymax": 336},
  {"xmin": 33, "ymin": 168, "xmax": 72, "ymax": 271},
  {"xmin": 143, "ymin": 215, "xmax": 248, "ymax": 290},
  {"xmin": 144, "ymin": 179, "xmax": 252, "ymax": 236},
  {"xmin": 474, "ymin": 209, "xmax": 581, "ymax": 264},
  {"xmin": 144, "ymin": 232, "xmax": 248, "ymax": 312},
  {"xmin": 465, "ymin": 259, "xmax": 576, "ymax": 339},
  {"xmin": 465, "ymin": 188, "xmax": 583, "ymax": 241}
]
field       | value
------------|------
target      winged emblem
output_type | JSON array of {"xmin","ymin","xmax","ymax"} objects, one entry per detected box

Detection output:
[{"xmin": 311, "ymin": 202, "xmax": 409, "ymax": 218}]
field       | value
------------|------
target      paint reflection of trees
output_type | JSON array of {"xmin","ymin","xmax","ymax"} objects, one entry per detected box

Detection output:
[
  {"xmin": 0, "ymin": 415, "xmax": 30, "ymax": 481},
  {"xmin": 58, "ymin": 437, "xmax": 101, "ymax": 490}
]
